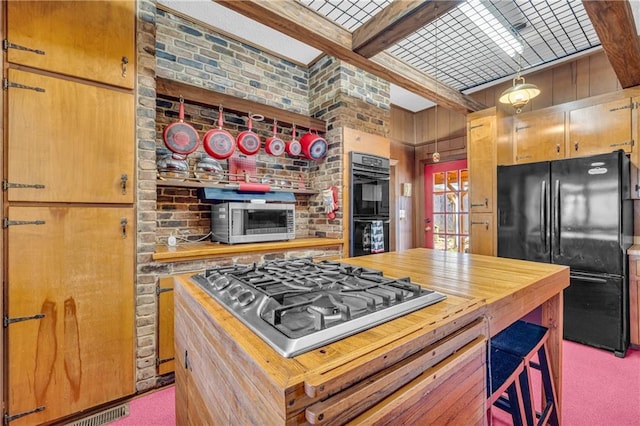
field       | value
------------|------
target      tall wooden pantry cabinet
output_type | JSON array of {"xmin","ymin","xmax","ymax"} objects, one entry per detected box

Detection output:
[{"xmin": 3, "ymin": 2, "xmax": 135, "ymax": 424}]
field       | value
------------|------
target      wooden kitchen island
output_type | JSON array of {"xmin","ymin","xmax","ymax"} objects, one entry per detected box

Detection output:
[{"xmin": 174, "ymin": 248, "xmax": 569, "ymax": 425}]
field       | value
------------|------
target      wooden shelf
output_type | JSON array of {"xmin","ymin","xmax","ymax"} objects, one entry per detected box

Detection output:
[
  {"xmin": 153, "ymin": 237, "xmax": 344, "ymax": 263},
  {"xmin": 156, "ymin": 178, "xmax": 318, "ymax": 195},
  {"xmin": 157, "ymin": 77, "xmax": 326, "ymax": 132}
]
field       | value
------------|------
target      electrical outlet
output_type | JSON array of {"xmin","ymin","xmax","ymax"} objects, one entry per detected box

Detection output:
[{"xmin": 399, "ymin": 209, "xmax": 406, "ymax": 219}]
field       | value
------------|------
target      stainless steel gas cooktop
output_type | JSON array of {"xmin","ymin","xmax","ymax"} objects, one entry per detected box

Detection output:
[{"xmin": 191, "ymin": 258, "xmax": 446, "ymax": 358}]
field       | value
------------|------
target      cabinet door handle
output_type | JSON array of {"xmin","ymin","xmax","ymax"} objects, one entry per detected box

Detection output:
[
  {"xmin": 120, "ymin": 218, "xmax": 128, "ymax": 239},
  {"xmin": 470, "ymin": 197, "xmax": 488, "ymax": 208},
  {"xmin": 556, "ymin": 144, "xmax": 560, "ymax": 153},
  {"xmin": 121, "ymin": 174, "xmax": 128, "ymax": 195},
  {"xmin": 574, "ymin": 141, "xmax": 579, "ymax": 151},
  {"xmin": 121, "ymin": 56, "xmax": 129, "ymax": 78},
  {"xmin": 471, "ymin": 221, "xmax": 489, "ymax": 230}
]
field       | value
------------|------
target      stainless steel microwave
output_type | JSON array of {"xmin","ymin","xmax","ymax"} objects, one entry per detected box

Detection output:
[{"xmin": 211, "ymin": 202, "xmax": 295, "ymax": 244}]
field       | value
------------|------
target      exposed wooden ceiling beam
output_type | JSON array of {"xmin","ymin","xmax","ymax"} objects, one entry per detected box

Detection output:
[
  {"xmin": 353, "ymin": 0, "xmax": 462, "ymax": 58},
  {"xmin": 214, "ymin": 0, "xmax": 485, "ymax": 114},
  {"xmin": 583, "ymin": 0, "xmax": 640, "ymax": 88}
]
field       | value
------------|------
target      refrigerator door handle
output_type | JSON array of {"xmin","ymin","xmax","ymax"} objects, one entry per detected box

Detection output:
[
  {"xmin": 570, "ymin": 274, "xmax": 608, "ymax": 284},
  {"xmin": 540, "ymin": 180, "xmax": 547, "ymax": 247},
  {"xmin": 553, "ymin": 179, "xmax": 560, "ymax": 255}
]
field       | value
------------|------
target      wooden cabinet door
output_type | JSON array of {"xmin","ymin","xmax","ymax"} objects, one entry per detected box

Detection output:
[
  {"xmin": 569, "ymin": 98, "xmax": 634, "ymax": 157},
  {"xmin": 469, "ymin": 213, "xmax": 494, "ymax": 256},
  {"xmin": 6, "ymin": 206, "xmax": 134, "ymax": 426},
  {"xmin": 157, "ymin": 277, "xmax": 175, "ymax": 376},
  {"xmin": 7, "ymin": 1, "xmax": 134, "ymax": 89},
  {"xmin": 468, "ymin": 115, "xmax": 495, "ymax": 214},
  {"xmin": 7, "ymin": 69, "xmax": 134, "ymax": 203},
  {"xmin": 514, "ymin": 110, "xmax": 565, "ymax": 163}
]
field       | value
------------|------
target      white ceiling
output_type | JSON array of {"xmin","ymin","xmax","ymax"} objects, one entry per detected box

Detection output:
[{"xmin": 157, "ymin": 0, "xmax": 436, "ymax": 111}]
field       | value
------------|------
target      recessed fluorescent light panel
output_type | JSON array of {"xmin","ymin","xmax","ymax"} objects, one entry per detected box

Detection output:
[{"xmin": 459, "ymin": 0, "xmax": 522, "ymax": 58}]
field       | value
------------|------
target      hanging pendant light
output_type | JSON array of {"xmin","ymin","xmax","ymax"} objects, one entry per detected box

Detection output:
[
  {"xmin": 499, "ymin": 33, "xmax": 540, "ymax": 113},
  {"xmin": 432, "ymin": 5, "xmax": 440, "ymax": 163}
]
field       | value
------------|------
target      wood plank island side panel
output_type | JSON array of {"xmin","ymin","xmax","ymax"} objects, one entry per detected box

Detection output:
[
  {"xmin": 174, "ymin": 279, "xmax": 312, "ymax": 420},
  {"xmin": 300, "ymin": 309, "xmax": 486, "ymax": 401},
  {"xmin": 347, "ymin": 337, "xmax": 486, "ymax": 425}
]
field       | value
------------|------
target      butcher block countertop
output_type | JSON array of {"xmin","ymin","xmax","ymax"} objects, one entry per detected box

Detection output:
[{"xmin": 174, "ymin": 248, "xmax": 569, "ymax": 424}]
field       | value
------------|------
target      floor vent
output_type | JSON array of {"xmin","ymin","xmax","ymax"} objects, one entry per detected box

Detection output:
[{"xmin": 65, "ymin": 403, "xmax": 129, "ymax": 426}]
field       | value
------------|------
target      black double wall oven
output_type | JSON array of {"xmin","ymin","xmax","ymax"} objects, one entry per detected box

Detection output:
[{"xmin": 349, "ymin": 152, "xmax": 390, "ymax": 257}]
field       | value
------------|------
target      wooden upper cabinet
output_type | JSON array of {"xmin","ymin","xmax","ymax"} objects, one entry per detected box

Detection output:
[
  {"xmin": 467, "ymin": 114, "xmax": 496, "ymax": 214},
  {"xmin": 514, "ymin": 110, "xmax": 566, "ymax": 163},
  {"xmin": 7, "ymin": 69, "xmax": 134, "ymax": 203},
  {"xmin": 6, "ymin": 0, "xmax": 135, "ymax": 89},
  {"xmin": 6, "ymin": 206, "xmax": 134, "ymax": 426},
  {"xmin": 568, "ymin": 98, "xmax": 634, "ymax": 157}
]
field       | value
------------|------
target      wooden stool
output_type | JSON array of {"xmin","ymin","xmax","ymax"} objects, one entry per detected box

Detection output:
[
  {"xmin": 492, "ymin": 320, "xmax": 560, "ymax": 426},
  {"xmin": 487, "ymin": 345, "xmax": 530, "ymax": 426}
]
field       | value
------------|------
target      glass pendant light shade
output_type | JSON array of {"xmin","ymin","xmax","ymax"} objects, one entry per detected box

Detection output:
[{"xmin": 499, "ymin": 75, "xmax": 540, "ymax": 113}]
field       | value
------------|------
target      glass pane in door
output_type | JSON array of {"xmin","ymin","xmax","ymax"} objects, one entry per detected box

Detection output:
[{"xmin": 424, "ymin": 159, "xmax": 469, "ymax": 253}]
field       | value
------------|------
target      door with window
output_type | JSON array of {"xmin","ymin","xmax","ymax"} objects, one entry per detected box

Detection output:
[{"xmin": 424, "ymin": 160, "xmax": 469, "ymax": 252}]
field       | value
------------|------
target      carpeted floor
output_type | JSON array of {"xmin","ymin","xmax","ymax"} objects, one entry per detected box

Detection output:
[{"xmin": 110, "ymin": 341, "xmax": 640, "ymax": 425}]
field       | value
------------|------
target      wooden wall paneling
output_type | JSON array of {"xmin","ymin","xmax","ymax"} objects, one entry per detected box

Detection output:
[
  {"xmin": 413, "ymin": 147, "xmax": 428, "ymax": 249},
  {"xmin": 575, "ymin": 55, "xmax": 592, "ymax": 99},
  {"xmin": 414, "ymin": 108, "xmax": 432, "ymax": 144},
  {"xmin": 435, "ymin": 106, "xmax": 450, "ymax": 142},
  {"xmin": 529, "ymin": 68, "xmax": 554, "ymax": 110},
  {"xmin": 552, "ymin": 62, "xmax": 577, "ymax": 105},
  {"xmin": 391, "ymin": 141, "xmax": 415, "ymax": 250},
  {"xmin": 390, "ymin": 105, "xmax": 415, "ymax": 144},
  {"xmin": 589, "ymin": 52, "xmax": 620, "ymax": 97},
  {"xmin": 448, "ymin": 109, "xmax": 467, "ymax": 138}
]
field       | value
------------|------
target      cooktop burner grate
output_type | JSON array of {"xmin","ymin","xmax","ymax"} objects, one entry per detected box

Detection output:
[{"xmin": 191, "ymin": 258, "xmax": 446, "ymax": 357}]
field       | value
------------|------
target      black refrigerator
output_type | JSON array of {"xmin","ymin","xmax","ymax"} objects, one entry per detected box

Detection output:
[{"xmin": 497, "ymin": 151, "xmax": 633, "ymax": 357}]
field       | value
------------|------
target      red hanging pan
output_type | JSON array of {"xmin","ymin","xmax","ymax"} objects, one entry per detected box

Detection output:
[
  {"xmin": 285, "ymin": 124, "xmax": 302, "ymax": 157},
  {"xmin": 203, "ymin": 105, "xmax": 235, "ymax": 160},
  {"xmin": 300, "ymin": 129, "xmax": 328, "ymax": 161},
  {"xmin": 163, "ymin": 96, "xmax": 199, "ymax": 156},
  {"xmin": 264, "ymin": 119, "xmax": 285, "ymax": 156},
  {"xmin": 236, "ymin": 113, "xmax": 262, "ymax": 156}
]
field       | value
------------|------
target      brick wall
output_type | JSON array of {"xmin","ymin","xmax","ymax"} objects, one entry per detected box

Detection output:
[
  {"xmin": 136, "ymin": 0, "xmax": 160, "ymax": 392},
  {"xmin": 132, "ymin": 5, "xmax": 392, "ymax": 392},
  {"xmin": 155, "ymin": 9, "xmax": 310, "ymax": 115},
  {"xmin": 155, "ymin": 98, "xmax": 314, "ymax": 243}
]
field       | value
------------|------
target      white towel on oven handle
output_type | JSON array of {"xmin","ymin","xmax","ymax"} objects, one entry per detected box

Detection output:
[{"xmin": 370, "ymin": 220, "xmax": 384, "ymax": 253}]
